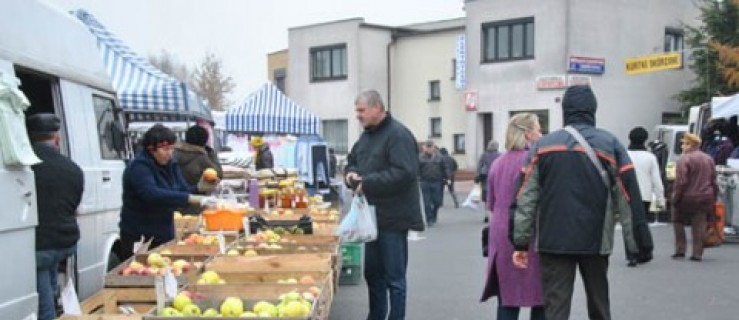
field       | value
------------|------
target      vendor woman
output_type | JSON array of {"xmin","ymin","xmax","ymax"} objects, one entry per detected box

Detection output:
[{"xmin": 118, "ymin": 124, "xmax": 218, "ymax": 261}]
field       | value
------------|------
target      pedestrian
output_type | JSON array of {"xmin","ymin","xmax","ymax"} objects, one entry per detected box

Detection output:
[
  {"xmin": 419, "ymin": 140, "xmax": 447, "ymax": 226},
  {"xmin": 439, "ymin": 147, "xmax": 459, "ymax": 208},
  {"xmin": 672, "ymin": 133, "xmax": 717, "ymax": 261},
  {"xmin": 118, "ymin": 124, "xmax": 218, "ymax": 261},
  {"xmin": 27, "ymin": 114, "xmax": 84, "ymax": 320},
  {"xmin": 510, "ymin": 85, "xmax": 653, "ymax": 320},
  {"xmin": 173, "ymin": 125, "xmax": 223, "ymax": 186},
  {"xmin": 345, "ymin": 89, "xmax": 425, "ymax": 320},
  {"xmin": 626, "ymin": 127, "xmax": 666, "ymax": 266},
  {"xmin": 476, "ymin": 140, "xmax": 501, "ymax": 203},
  {"xmin": 480, "ymin": 113, "xmax": 545, "ymax": 320},
  {"xmin": 251, "ymin": 136, "xmax": 274, "ymax": 170}
]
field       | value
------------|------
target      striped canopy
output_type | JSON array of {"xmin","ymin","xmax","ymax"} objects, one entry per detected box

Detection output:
[
  {"xmin": 226, "ymin": 83, "xmax": 321, "ymax": 135},
  {"xmin": 74, "ymin": 10, "xmax": 211, "ymax": 121}
]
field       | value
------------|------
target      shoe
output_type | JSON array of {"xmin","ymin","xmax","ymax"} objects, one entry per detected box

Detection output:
[
  {"xmin": 671, "ymin": 253, "xmax": 685, "ymax": 259},
  {"xmin": 689, "ymin": 256, "xmax": 702, "ymax": 262},
  {"xmin": 627, "ymin": 260, "xmax": 638, "ymax": 267}
]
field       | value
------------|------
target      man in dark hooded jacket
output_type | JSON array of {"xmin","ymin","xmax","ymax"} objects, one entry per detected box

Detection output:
[{"xmin": 510, "ymin": 85, "xmax": 653, "ymax": 320}]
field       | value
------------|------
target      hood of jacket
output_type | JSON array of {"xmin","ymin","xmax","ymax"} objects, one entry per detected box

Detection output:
[
  {"xmin": 562, "ymin": 85, "xmax": 597, "ymax": 126},
  {"xmin": 174, "ymin": 142, "xmax": 207, "ymax": 166}
]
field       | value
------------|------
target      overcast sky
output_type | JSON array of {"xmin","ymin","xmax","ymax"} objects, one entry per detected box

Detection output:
[{"xmin": 49, "ymin": 0, "xmax": 465, "ymax": 104}]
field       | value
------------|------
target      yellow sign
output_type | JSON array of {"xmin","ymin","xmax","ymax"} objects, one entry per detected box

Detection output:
[{"xmin": 625, "ymin": 52, "xmax": 682, "ymax": 75}]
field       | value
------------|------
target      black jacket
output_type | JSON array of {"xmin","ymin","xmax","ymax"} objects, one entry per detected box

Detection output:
[
  {"xmin": 255, "ymin": 144, "xmax": 274, "ymax": 170},
  {"xmin": 346, "ymin": 114, "xmax": 425, "ymax": 232},
  {"xmin": 173, "ymin": 142, "xmax": 222, "ymax": 186},
  {"xmin": 31, "ymin": 143, "xmax": 83, "ymax": 250},
  {"xmin": 419, "ymin": 152, "xmax": 446, "ymax": 182}
]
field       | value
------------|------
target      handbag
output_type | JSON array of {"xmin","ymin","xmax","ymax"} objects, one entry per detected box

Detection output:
[{"xmin": 704, "ymin": 202, "xmax": 724, "ymax": 248}]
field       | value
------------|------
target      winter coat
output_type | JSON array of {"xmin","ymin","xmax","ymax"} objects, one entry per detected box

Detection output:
[
  {"xmin": 255, "ymin": 144, "xmax": 274, "ymax": 170},
  {"xmin": 418, "ymin": 152, "xmax": 447, "ymax": 182},
  {"xmin": 672, "ymin": 149, "xmax": 717, "ymax": 219},
  {"xmin": 481, "ymin": 150, "xmax": 543, "ymax": 306},
  {"xmin": 345, "ymin": 113, "xmax": 425, "ymax": 232},
  {"xmin": 120, "ymin": 151, "xmax": 195, "ymax": 242},
  {"xmin": 511, "ymin": 86, "xmax": 652, "ymax": 258},
  {"xmin": 627, "ymin": 149, "xmax": 665, "ymax": 205},
  {"xmin": 173, "ymin": 142, "xmax": 222, "ymax": 186},
  {"xmin": 441, "ymin": 154, "xmax": 458, "ymax": 180},
  {"xmin": 31, "ymin": 142, "xmax": 84, "ymax": 250}
]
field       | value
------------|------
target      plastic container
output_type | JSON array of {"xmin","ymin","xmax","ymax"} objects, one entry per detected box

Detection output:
[
  {"xmin": 339, "ymin": 265, "xmax": 362, "ymax": 285},
  {"xmin": 340, "ymin": 242, "xmax": 362, "ymax": 266},
  {"xmin": 203, "ymin": 208, "xmax": 246, "ymax": 231}
]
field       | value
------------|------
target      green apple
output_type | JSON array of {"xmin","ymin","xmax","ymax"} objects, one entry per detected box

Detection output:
[
  {"xmin": 252, "ymin": 301, "xmax": 276, "ymax": 316},
  {"xmin": 227, "ymin": 249, "xmax": 239, "ymax": 256},
  {"xmin": 181, "ymin": 303, "xmax": 201, "ymax": 316},
  {"xmin": 240, "ymin": 311, "xmax": 258, "ymax": 317},
  {"xmin": 282, "ymin": 300, "xmax": 309, "ymax": 317},
  {"xmin": 172, "ymin": 293, "xmax": 192, "ymax": 311},
  {"xmin": 200, "ymin": 270, "xmax": 221, "ymax": 284},
  {"xmin": 202, "ymin": 307, "xmax": 219, "ymax": 317},
  {"xmin": 147, "ymin": 253, "xmax": 166, "ymax": 268},
  {"xmin": 159, "ymin": 307, "xmax": 181, "ymax": 316},
  {"xmin": 220, "ymin": 297, "xmax": 244, "ymax": 317}
]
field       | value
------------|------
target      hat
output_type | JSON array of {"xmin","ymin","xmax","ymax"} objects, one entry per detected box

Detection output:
[
  {"xmin": 562, "ymin": 85, "xmax": 597, "ymax": 114},
  {"xmin": 628, "ymin": 127, "xmax": 648, "ymax": 145},
  {"xmin": 26, "ymin": 113, "xmax": 60, "ymax": 133},
  {"xmin": 681, "ymin": 133, "xmax": 701, "ymax": 147},
  {"xmin": 250, "ymin": 136, "xmax": 264, "ymax": 147}
]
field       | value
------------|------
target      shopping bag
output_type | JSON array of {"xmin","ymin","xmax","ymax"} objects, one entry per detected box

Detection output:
[
  {"xmin": 336, "ymin": 195, "xmax": 377, "ymax": 242},
  {"xmin": 704, "ymin": 202, "xmax": 725, "ymax": 248},
  {"xmin": 462, "ymin": 184, "xmax": 482, "ymax": 210}
]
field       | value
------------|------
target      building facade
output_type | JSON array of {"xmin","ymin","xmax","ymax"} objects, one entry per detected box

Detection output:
[{"xmin": 267, "ymin": 49, "xmax": 289, "ymax": 94}]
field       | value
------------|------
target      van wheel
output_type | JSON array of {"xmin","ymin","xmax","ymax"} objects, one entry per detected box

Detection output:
[{"xmin": 107, "ymin": 249, "xmax": 121, "ymax": 272}]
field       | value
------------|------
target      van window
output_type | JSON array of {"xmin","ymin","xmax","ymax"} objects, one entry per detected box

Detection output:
[
  {"xmin": 674, "ymin": 131, "xmax": 685, "ymax": 155},
  {"xmin": 92, "ymin": 95, "xmax": 124, "ymax": 160}
]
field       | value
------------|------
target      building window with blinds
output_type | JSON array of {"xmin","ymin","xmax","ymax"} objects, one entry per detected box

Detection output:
[
  {"xmin": 453, "ymin": 134, "xmax": 465, "ymax": 154},
  {"xmin": 430, "ymin": 117, "xmax": 442, "ymax": 137},
  {"xmin": 310, "ymin": 44, "xmax": 348, "ymax": 81},
  {"xmin": 482, "ymin": 17, "xmax": 535, "ymax": 63},
  {"xmin": 322, "ymin": 119, "xmax": 349, "ymax": 154},
  {"xmin": 428, "ymin": 80, "xmax": 441, "ymax": 101}
]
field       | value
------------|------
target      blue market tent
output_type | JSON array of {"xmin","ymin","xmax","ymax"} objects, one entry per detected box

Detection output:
[
  {"xmin": 74, "ymin": 10, "xmax": 211, "ymax": 122},
  {"xmin": 226, "ymin": 83, "xmax": 320, "ymax": 135}
]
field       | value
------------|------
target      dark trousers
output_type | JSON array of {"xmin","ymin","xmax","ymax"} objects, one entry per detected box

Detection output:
[
  {"xmin": 444, "ymin": 177, "xmax": 459, "ymax": 207},
  {"xmin": 36, "ymin": 245, "xmax": 76, "ymax": 320},
  {"xmin": 421, "ymin": 181, "xmax": 443, "ymax": 225},
  {"xmin": 674, "ymin": 210, "xmax": 707, "ymax": 258},
  {"xmin": 364, "ymin": 229, "xmax": 409, "ymax": 320},
  {"xmin": 117, "ymin": 232, "xmax": 170, "ymax": 262},
  {"xmin": 496, "ymin": 296, "xmax": 546, "ymax": 320},
  {"xmin": 539, "ymin": 253, "xmax": 610, "ymax": 320}
]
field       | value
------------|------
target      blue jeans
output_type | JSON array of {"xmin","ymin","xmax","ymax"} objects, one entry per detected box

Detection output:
[
  {"xmin": 364, "ymin": 229, "xmax": 409, "ymax": 320},
  {"xmin": 421, "ymin": 181, "xmax": 443, "ymax": 225},
  {"xmin": 36, "ymin": 246, "xmax": 76, "ymax": 320}
]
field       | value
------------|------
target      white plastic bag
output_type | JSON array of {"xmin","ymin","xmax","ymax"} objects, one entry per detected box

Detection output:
[
  {"xmin": 336, "ymin": 195, "xmax": 377, "ymax": 242},
  {"xmin": 462, "ymin": 184, "xmax": 482, "ymax": 210}
]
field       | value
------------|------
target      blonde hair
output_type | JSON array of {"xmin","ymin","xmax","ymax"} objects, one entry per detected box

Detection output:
[
  {"xmin": 681, "ymin": 133, "xmax": 701, "ymax": 147},
  {"xmin": 505, "ymin": 113, "xmax": 539, "ymax": 151}
]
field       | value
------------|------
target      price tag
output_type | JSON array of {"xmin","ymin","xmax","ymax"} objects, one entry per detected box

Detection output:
[
  {"xmin": 217, "ymin": 231, "xmax": 226, "ymax": 254},
  {"xmin": 242, "ymin": 217, "xmax": 251, "ymax": 239},
  {"xmin": 60, "ymin": 277, "xmax": 81, "ymax": 315},
  {"xmin": 154, "ymin": 276, "xmax": 165, "ymax": 315},
  {"xmin": 164, "ymin": 267, "xmax": 178, "ymax": 299}
]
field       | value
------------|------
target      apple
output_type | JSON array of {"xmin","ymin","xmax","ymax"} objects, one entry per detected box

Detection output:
[
  {"xmin": 252, "ymin": 301, "xmax": 276, "ymax": 316},
  {"xmin": 227, "ymin": 249, "xmax": 240, "ymax": 256},
  {"xmin": 308, "ymin": 286, "xmax": 321, "ymax": 298},
  {"xmin": 282, "ymin": 300, "xmax": 309, "ymax": 317},
  {"xmin": 147, "ymin": 253, "xmax": 166, "ymax": 268},
  {"xmin": 120, "ymin": 267, "xmax": 134, "ymax": 276},
  {"xmin": 159, "ymin": 307, "xmax": 181, "ymax": 316},
  {"xmin": 285, "ymin": 278, "xmax": 298, "ymax": 284},
  {"xmin": 202, "ymin": 308, "xmax": 219, "ymax": 317},
  {"xmin": 172, "ymin": 259, "xmax": 189, "ymax": 270},
  {"xmin": 172, "ymin": 293, "xmax": 192, "ymax": 311},
  {"xmin": 180, "ymin": 303, "xmax": 201, "ymax": 316},
  {"xmin": 220, "ymin": 297, "xmax": 244, "ymax": 317},
  {"xmin": 240, "ymin": 311, "xmax": 258, "ymax": 317},
  {"xmin": 244, "ymin": 249, "xmax": 258, "ymax": 257},
  {"xmin": 200, "ymin": 270, "xmax": 220, "ymax": 284},
  {"xmin": 129, "ymin": 261, "xmax": 144, "ymax": 270},
  {"xmin": 302, "ymin": 292, "xmax": 314, "ymax": 301},
  {"xmin": 299, "ymin": 275, "xmax": 315, "ymax": 285}
]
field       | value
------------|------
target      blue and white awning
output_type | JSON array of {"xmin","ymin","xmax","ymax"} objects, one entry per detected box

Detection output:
[
  {"xmin": 226, "ymin": 83, "xmax": 320, "ymax": 135},
  {"xmin": 74, "ymin": 10, "xmax": 211, "ymax": 121}
]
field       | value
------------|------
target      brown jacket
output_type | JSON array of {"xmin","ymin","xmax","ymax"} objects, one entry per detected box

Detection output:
[{"xmin": 673, "ymin": 150, "xmax": 717, "ymax": 206}]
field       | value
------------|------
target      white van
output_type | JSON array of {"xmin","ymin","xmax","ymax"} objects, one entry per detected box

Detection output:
[{"xmin": 1, "ymin": 0, "xmax": 127, "ymax": 318}]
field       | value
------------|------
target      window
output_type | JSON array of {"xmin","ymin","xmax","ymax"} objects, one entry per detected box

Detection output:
[
  {"xmin": 482, "ymin": 17, "xmax": 535, "ymax": 62},
  {"xmin": 430, "ymin": 118, "xmax": 442, "ymax": 138},
  {"xmin": 92, "ymin": 95, "xmax": 124, "ymax": 160},
  {"xmin": 429, "ymin": 80, "xmax": 441, "ymax": 101},
  {"xmin": 453, "ymin": 134, "xmax": 465, "ymax": 154},
  {"xmin": 451, "ymin": 59, "xmax": 456, "ymax": 80},
  {"xmin": 274, "ymin": 68, "xmax": 286, "ymax": 93},
  {"xmin": 509, "ymin": 109, "xmax": 550, "ymax": 134},
  {"xmin": 310, "ymin": 44, "xmax": 347, "ymax": 81},
  {"xmin": 664, "ymin": 28, "xmax": 683, "ymax": 53},
  {"xmin": 322, "ymin": 119, "xmax": 349, "ymax": 154}
]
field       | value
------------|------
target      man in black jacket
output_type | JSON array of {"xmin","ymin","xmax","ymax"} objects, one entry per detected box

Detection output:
[
  {"xmin": 345, "ymin": 89, "xmax": 424, "ymax": 320},
  {"xmin": 27, "ymin": 113, "xmax": 84, "ymax": 320},
  {"xmin": 419, "ymin": 141, "xmax": 447, "ymax": 226}
]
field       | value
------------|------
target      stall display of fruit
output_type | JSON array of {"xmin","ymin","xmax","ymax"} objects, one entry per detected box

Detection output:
[
  {"xmin": 197, "ymin": 270, "xmax": 226, "ymax": 285},
  {"xmin": 117, "ymin": 253, "xmax": 198, "ymax": 276}
]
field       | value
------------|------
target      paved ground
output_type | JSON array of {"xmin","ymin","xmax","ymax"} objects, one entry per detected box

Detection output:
[{"xmin": 328, "ymin": 182, "xmax": 739, "ymax": 320}]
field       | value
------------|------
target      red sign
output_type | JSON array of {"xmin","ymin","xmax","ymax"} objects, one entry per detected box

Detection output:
[
  {"xmin": 536, "ymin": 75, "xmax": 567, "ymax": 90},
  {"xmin": 464, "ymin": 90, "xmax": 478, "ymax": 111}
]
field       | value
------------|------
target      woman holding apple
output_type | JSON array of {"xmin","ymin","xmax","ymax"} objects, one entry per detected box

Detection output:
[
  {"xmin": 117, "ymin": 124, "xmax": 218, "ymax": 261},
  {"xmin": 480, "ymin": 113, "xmax": 545, "ymax": 320}
]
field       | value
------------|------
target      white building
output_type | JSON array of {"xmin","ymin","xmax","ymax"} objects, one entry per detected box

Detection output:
[{"xmin": 285, "ymin": 0, "xmax": 700, "ymax": 168}]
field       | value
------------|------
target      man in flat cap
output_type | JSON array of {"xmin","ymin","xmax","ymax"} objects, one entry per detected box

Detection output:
[
  {"xmin": 27, "ymin": 113, "xmax": 84, "ymax": 320},
  {"xmin": 418, "ymin": 140, "xmax": 447, "ymax": 226}
]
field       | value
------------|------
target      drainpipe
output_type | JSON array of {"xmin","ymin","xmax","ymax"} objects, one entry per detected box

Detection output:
[{"xmin": 387, "ymin": 30, "xmax": 397, "ymax": 112}]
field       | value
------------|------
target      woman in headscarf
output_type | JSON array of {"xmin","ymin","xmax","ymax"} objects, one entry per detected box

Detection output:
[{"xmin": 251, "ymin": 136, "xmax": 274, "ymax": 170}]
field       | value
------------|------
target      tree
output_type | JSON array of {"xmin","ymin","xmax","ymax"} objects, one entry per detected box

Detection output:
[
  {"xmin": 191, "ymin": 52, "xmax": 235, "ymax": 111},
  {"xmin": 678, "ymin": 0, "xmax": 739, "ymax": 108},
  {"xmin": 148, "ymin": 50, "xmax": 191, "ymax": 83}
]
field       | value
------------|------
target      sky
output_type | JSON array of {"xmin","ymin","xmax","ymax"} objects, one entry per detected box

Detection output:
[{"xmin": 49, "ymin": 0, "xmax": 465, "ymax": 104}]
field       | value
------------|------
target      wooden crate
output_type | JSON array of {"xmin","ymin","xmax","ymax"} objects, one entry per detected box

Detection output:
[
  {"xmin": 58, "ymin": 288, "xmax": 155, "ymax": 320},
  {"xmin": 206, "ymin": 253, "xmax": 333, "ymax": 273},
  {"xmin": 105, "ymin": 255, "xmax": 203, "ymax": 288}
]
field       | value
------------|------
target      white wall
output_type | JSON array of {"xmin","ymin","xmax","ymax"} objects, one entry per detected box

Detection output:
[{"xmin": 391, "ymin": 29, "xmax": 467, "ymax": 165}]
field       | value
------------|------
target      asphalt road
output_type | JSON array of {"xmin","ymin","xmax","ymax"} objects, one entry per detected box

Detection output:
[{"xmin": 328, "ymin": 191, "xmax": 739, "ymax": 320}]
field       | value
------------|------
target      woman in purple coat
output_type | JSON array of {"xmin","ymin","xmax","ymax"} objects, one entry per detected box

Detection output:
[{"xmin": 481, "ymin": 113, "xmax": 544, "ymax": 320}]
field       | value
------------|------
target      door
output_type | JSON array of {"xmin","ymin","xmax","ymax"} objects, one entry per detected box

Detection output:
[{"xmin": 480, "ymin": 112, "xmax": 493, "ymax": 151}]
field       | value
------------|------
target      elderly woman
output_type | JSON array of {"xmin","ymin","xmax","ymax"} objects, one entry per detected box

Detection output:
[
  {"xmin": 480, "ymin": 113, "xmax": 544, "ymax": 320},
  {"xmin": 118, "ymin": 124, "xmax": 217, "ymax": 261},
  {"xmin": 672, "ymin": 133, "xmax": 718, "ymax": 261},
  {"xmin": 251, "ymin": 136, "xmax": 274, "ymax": 170}
]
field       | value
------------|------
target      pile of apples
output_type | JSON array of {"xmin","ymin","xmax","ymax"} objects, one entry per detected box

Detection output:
[
  {"xmin": 178, "ymin": 233, "xmax": 219, "ymax": 245},
  {"xmin": 308, "ymin": 208, "xmax": 340, "ymax": 221},
  {"xmin": 196, "ymin": 270, "xmax": 226, "ymax": 285},
  {"xmin": 158, "ymin": 291, "xmax": 206, "ymax": 316},
  {"xmin": 276, "ymin": 275, "xmax": 318, "ymax": 286},
  {"xmin": 246, "ymin": 230, "xmax": 283, "ymax": 243},
  {"xmin": 118, "ymin": 253, "xmax": 195, "ymax": 276}
]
